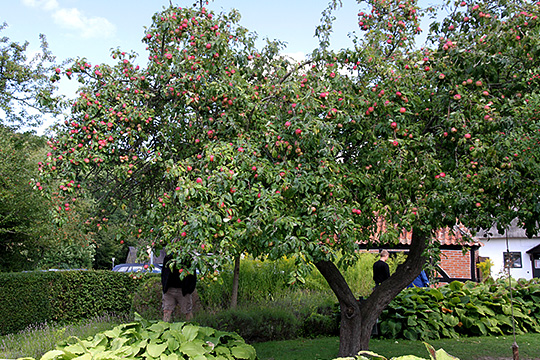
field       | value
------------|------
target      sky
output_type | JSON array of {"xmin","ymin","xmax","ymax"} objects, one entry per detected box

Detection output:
[
  {"xmin": 2, "ymin": 0, "xmax": 439, "ymax": 134},
  {"xmin": 3, "ymin": 0, "xmax": 362, "ymax": 66}
]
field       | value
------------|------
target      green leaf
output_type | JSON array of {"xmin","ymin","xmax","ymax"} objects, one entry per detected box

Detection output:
[
  {"xmin": 179, "ymin": 340, "xmax": 206, "ymax": 357},
  {"xmin": 403, "ymin": 329, "xmax": 419, "ymax": 341},
  {"xmin": 433, "ymin": 348, "xmax": 460, "ymax": 360},
  {"xmin": 160, "ymin": 354, "xmax": 179, "ymax": 360},
  {"xmin": 167, "ymin": 337, "xmax": 179, "ymax": 352},
  {"xmin": 356, "ymin": 350, "xmax": 387, "ymax": 359},
  {"xmin": 41, "ymin": 350, "xmax": 67, "ymax": 360},
  {"xmin": 182, "ymin": 324, "xmax": 201, "ymax": 341},
  {"xmin": 71, "ymin": 354, "xmax": 93, "ymax": 360},
  {"xmin": 230, "ymin": 344, "xmax": 256, "ymax": 359},
  {"xmin": 146, "ymin": 342, "xmax": 168, "ymax": 358}
]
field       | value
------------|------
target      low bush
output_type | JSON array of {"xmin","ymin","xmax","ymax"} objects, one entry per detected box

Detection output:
[
  {"xmin": 28, "ymin": 316, "xmax": 256, "ymax": 360},
  {"xmin": 194, "ymin": 306, "xmax": 300, "ymax": 343},
  {"xmin": 130, "ymin": 274, "xmax": 162, "ymax": 320},
  {"xmin": 379, "ymin": 278, "xmax": 540, "ymax": 341}
]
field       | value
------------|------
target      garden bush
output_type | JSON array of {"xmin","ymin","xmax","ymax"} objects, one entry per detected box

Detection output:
[
  {"xmin": 27, "ymin": 316, "xmax": 256, "ymax": 360},
  {"xmin": 130, "ymin": 274, "xmax": 163, "ymax": 320},
  {"xmin": 379, "ymin": 278, "xmax": 540, "ymax": 341},
  {"xmin": 194, "ymin": 306, "xmax": 301, "ymax": 343},
  {"xmin": 0, "ymin": 270, "xmax": 139, "ymax": 335}
]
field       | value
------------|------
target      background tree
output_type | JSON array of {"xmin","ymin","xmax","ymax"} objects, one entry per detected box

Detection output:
[
  {"xmin": 0, "ymin": 22, "xmax": 62, "ymax": 129},
  {"xmin": 40, "ymin": 0, "xmax": 540, "ymax": 356},
  {"xmin": 0, "ymin": 25, "xmax": 102, "ymax": 271},
  {"xmin": 0, "ymin": 126, "xmax": 50, "ymax": 271}
]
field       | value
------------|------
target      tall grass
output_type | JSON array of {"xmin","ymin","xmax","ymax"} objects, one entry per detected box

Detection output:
[
  {"xmin": 0, "ymin": 313, "xmax": 129, "ymax": 359},
  {"xmin": 299, "ymin": 252, "xmax": 406, "ymax": 298}
]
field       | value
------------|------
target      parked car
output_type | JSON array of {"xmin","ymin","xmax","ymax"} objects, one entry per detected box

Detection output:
[{"xmin": 112, "ymin": 263, "xmax": 162, "ymax": 273}]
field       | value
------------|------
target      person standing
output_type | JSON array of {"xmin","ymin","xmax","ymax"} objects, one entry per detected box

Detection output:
[
  {"xmin": 407, "ymin": 270, "xmax": 430, "ymax": 288},
  {"xmin": 373, "ymin": 250, "xmax": 390, "ymax": 288},
  {"xmin": 161, "ymin": 253, "xmax": 197, "ymax": 322}
]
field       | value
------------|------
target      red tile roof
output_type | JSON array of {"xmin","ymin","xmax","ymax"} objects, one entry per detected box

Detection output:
[{"xmin": 364, "ymin": 217, "xmax": 482, "ymax": 247}]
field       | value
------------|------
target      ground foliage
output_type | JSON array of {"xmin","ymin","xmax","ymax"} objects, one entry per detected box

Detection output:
[
  {"xmin": 380, "ymin": 278, "xmax": 540, "ymax": 341},
  {"xmin": 27, "ymin": 315, "xmax": 256, "ymax": 360}
]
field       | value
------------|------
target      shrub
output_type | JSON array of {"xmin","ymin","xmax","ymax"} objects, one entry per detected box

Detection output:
[
  {"xmin": 130, "ymin": 274, "xmax": 162, "ymax": 320},
  {"xmin": 194, "ymin": 306, "xmax": 301, "ymax": 343},
  {"xmin": 28, "ymin": 316, "xmax": 256, "ymax": 360},
  {"xmin": 379, "ymin": 278, "xmax": 540, "ymax": 341}
]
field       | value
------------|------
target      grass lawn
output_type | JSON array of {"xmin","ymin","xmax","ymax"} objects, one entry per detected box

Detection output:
[
  {"xmin": 2, "ymin": 316, "xmax": 539, "ymax": 360},
  {"xmin": 253, "ymin": 334, "xmax": 540, "ymax": 360}
]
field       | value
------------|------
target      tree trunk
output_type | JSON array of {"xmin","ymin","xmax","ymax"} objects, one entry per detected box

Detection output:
[
  {"xmin": 315, "ymin": 227, "xmax": 431, "ymax": 357},
  {"xmin": 230, "ymin": 255, "xmax": 241, "ymax": 309}
]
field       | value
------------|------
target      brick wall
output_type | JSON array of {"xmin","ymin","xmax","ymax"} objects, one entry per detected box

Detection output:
[
  {"xmin": 439, "ymin": 249, "xmax": 473, "ymax": 279},
  {"xmin": 365, "ymin": 247, "xmax": 478, "ymax": 282}
]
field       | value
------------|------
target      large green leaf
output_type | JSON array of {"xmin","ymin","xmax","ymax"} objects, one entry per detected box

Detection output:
[
  {"xmin": 442, "ymin": 314, "xmax": 459, "ymax": 327},
  {"xmin": 179, "ymin": 340, "xmax": 207, "ymax": 357},
  {"xmin": 146, "ymin": 342, "xmax": 168, "ymax": 358},
  {"xmin": 355, "ymin": 350, "xmax": 387, "ymax": 359},
  {"xmin": 427, "ymin": 288, "xmax": 444, "ymax": 301},
  {"xmin": 63, "ymin": 342, "xmax": 87, "ymax": 355},
  {"xmin": 41, "ymin": 350, "xmax": 68, "ymax": 360},
  {"xmin": 167, "ymin": 337, "xmax": 180, "ymax": 352},
  {"xmin": 403, "ymin": 329, "xmax": 419, "ymax": 341},
  {"xmin": 433, "ymin": 349, "xmax": 460, "ymax": 360},
  {"xmin": 160, "ymin": 353, "xmax": 179, "ymax": 360},
  {"xmin": 230, "ymin": 344, "xmax": 256, "ymax": 359},
  {"xmin": 109, "ymin": 337, "xmax": 130, "ymax": 351},
  {"xmin": 182, "ymin": 324, "xmax": 201, "ymax": 342},
  {"xmin": 71, "ymin": 354, "xmax": 93, "ymax": 360}
]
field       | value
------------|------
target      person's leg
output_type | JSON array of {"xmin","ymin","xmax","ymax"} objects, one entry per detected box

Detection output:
[
  {"xmin": 162, "ymin": 289, "xmax": 177, "ymax": 322},
  {"xmin": 179, "ymin": 291, "xmax": 193, "ymax": 321},
  {"xmin": 163, "ymin": 309, "xmax": 173, "ymax": 322}
]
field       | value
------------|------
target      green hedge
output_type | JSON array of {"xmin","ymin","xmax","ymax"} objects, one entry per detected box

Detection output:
[{"xmin": 0, "ymin": 270, "xmax": 139, "ymax": 335}]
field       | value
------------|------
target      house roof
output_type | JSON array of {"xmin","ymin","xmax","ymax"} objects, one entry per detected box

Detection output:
[
  {"xmin": 526, "ymin": 243, "xmax": 540, "ymax": 254},
  {"xmin": 363, "ymin": 217, "xmax": 482, "ymax": 247}
]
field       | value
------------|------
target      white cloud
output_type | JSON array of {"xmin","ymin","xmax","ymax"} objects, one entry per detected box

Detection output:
[
  {"xmin": 52, "ymin": 7, "xmax": 116, "ymax": 39},
  {"xmin": 21, "ymin": 0, "xmax": 116, "ymax": 39},
  {"xmin": 283, "ymin": 52, "xmax": 306, "ymax": 63},
  {"xmin": 21, "ymin": 0, "xmax": 59, "ymax": 11}
]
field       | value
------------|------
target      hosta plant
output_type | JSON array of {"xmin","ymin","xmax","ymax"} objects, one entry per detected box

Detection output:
[
  {"xmin": 380, "ymin": 279, "xmax": 540, "ymax": 341},
  {"xmin": 22, "ymin": 315, "xmax": 256, "ymax": 360}
]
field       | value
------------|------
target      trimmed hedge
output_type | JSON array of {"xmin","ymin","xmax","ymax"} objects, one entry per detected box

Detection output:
[{"xmin": 0, "ymin": 270, "xmax": 139, "ymax": 335}]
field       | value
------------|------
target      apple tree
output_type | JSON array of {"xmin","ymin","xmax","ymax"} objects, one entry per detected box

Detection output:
[{"xmin": 39, "ymin": 0, "xmax": 540, "ymax": 356}]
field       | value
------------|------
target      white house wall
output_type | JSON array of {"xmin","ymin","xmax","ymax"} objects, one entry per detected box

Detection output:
[
  {"xmin": 477, "ymin": 221, "xmax": 540, "ymax": 280},
  {"xmin": 479, "ymin": 238, "xmax": 539, "ymax": 279}
]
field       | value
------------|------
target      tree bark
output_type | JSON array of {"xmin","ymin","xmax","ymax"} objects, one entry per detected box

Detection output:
[
  {"xmin": 230, "ymin": 255, "xmax": 241, "ymax": 309},
  {"xmin": 315, "ymin": 227, "xmax": 431, "ymax": 357}
]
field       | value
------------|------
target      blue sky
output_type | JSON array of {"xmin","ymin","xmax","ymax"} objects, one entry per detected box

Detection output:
[
  {"xmin": 2, "ymin": 0, "xmax": 440, "ymax": 133},
  {"xmin": 3, "ymin": 0, "xmax": 363, "ymax": 66}
]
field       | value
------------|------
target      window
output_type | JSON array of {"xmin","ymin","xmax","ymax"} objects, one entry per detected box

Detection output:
[{"xmin": 503, "ymin": 252, "xmax": 522, "ymax": 268}]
